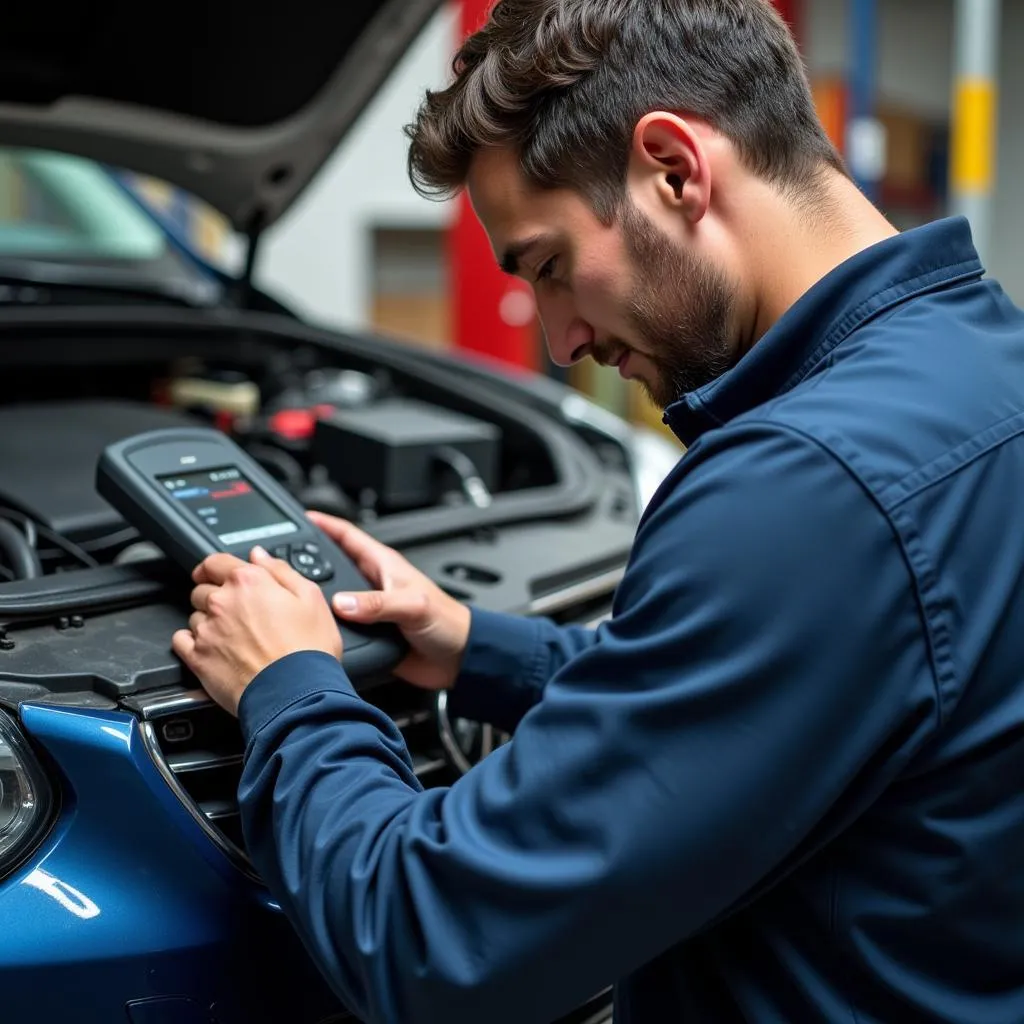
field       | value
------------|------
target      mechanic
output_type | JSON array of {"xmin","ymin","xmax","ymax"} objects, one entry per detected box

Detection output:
[{"xmin": 172, "ymin": 1, "xmax": 1024, "ymax": 1022}]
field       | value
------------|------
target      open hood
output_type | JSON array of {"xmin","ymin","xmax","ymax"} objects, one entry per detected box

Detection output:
[{"xmin": 0, "ymin": 0, "xmax": 444, "ymax": 232}]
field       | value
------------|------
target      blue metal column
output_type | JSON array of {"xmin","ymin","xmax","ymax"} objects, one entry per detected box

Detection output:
[{"xmin": 846, "ymin": 0, "xmax": 883, "ymax": 202}]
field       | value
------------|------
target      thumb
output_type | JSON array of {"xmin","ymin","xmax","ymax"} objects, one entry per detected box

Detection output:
[
  {"xmin": 332, "ymin": 589, "xmax": 429, "ymax": 631},
  {"xmin": 306, "ymin": 511, "xmax": 374, "ymax": 552},
  {"xmin": 171, "ymin": 628, "xmax": 197, "ymax": 664},
  {"xmin": 308, "ymin": 510, "xmax": 392, "ymax": 559}
]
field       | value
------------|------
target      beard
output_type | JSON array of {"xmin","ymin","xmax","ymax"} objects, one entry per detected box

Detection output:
[{"xmin": 615, "ymin": 201, "xmax": 737, "ymax": 409}]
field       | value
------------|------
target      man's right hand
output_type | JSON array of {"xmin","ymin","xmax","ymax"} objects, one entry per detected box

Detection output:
[{"xmin": 307, "ymin": 510, "xmax": 472, "ymax": 691}]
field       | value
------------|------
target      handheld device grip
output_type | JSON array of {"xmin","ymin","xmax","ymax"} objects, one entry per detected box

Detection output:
[{"xmin": 96, "ymin": 428, "xmax": 408, "ymax": 678}]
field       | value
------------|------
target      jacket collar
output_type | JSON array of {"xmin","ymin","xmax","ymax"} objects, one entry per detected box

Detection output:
[{"xmin": 663, "ymin": 216, "xmax": 985, "ymax": 447}]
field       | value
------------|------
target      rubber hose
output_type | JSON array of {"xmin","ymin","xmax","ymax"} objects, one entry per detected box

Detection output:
[{"xmin": 0, "ymin": 518, "xmax": 42, "ymax": 580}]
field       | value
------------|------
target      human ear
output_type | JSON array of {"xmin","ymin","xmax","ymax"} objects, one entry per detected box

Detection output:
[{"xmin": 628, "ymin": 112, "xmax": 711, "ymax": 223}]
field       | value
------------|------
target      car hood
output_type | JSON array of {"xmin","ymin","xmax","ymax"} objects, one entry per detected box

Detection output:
[{"xmin": 0, "ymin": 0, "xmax": 444, "ymax": 232}]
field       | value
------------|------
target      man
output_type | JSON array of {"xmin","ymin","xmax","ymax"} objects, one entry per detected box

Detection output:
[{"xmin": 172, "ymin": 1, "xmax": 1024, "ymax": 1021}]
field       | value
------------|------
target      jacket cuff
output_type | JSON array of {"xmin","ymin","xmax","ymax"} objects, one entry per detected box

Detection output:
[
  {"xmin": 238, "ymin": 650, "xmax": 355, "ymax": 750},
  {"xmin": 447, "ymin": 608, "xmax": 546, "ymax": 730}
]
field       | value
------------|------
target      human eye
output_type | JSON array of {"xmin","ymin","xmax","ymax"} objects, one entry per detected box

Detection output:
[{"xmin": 536, "ymin": 255, "xmax": 559, "ymax": 283}]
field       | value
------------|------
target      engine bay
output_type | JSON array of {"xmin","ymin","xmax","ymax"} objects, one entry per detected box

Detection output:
[
  {"xmin": 0, "ymin": 350, "xmax": 564, "ymax": 580},
  {"xmin": 0, "ymin": 314, "xmax": 636, "ymax": 703}
]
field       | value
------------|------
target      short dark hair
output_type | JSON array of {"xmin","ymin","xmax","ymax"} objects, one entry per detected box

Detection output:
[{"xmin": 406, "ymin": 0, "xmax": 847, "ymax": 220}]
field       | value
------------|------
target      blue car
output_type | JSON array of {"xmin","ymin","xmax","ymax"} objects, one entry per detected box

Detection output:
[{"xmin": 0, "ymin": 3, "xmax": 678, "ymax": 1021}]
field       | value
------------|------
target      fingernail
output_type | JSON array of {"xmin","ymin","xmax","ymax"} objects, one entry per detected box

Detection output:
[
  {"xmin": 333, "ymin": 594, "xmax": 358, "ymax": 613},
  {"xmin": 251, "ymin": 545, "xmax": 268, "ymax": 561}
]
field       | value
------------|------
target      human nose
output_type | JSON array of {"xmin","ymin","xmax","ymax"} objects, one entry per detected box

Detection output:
[{"xmin": 537, "ymin": 293, "xmax": 594, "ymax": 368}]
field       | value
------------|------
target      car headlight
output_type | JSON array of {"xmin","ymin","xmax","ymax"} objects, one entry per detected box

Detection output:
[{"xmin": 0, "ymin": 709, "xmax": 53, "ymax": 880}]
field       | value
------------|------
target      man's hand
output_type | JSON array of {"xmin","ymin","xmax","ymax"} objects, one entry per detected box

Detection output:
[
  {"xmin": 172, "ymin": 546, "xmax": 342, "ymax": 716},
  {"xmin": 307, "ymin": 511, "xmax": 472, "ymax": 691}
]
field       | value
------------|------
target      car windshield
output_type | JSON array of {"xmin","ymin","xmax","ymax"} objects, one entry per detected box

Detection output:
[{"xmin": 0, "ymin": 146, "xmax": 234, "ymax": 297}]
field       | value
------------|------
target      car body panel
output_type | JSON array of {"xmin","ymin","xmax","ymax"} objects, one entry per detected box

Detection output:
[{"xmin": 7, "ymin": 702, "xmax": 344, "ymax": 1022}]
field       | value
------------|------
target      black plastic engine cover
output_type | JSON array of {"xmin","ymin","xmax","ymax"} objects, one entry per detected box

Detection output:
[
  {"xmin": 0, "ymin": 601, "xmax": 191, "ymax": 699},
  {"xmin": 0, "ymin": 400, "xmax": 199, "ymax": 541}
]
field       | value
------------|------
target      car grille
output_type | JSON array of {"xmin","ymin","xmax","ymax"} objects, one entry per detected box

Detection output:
[
  {"xmin": 138, "ymin": 574, "xmax": 619, "ymax": 877},
  {"xmin": 138, "ymin": 679, "xmax": 457, "ymax": 876}
]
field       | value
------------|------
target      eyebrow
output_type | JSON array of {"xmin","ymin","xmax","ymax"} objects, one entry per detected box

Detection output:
[{"xmin": 500, "ymin": 234, "xmax": 549, "ymax": 276}]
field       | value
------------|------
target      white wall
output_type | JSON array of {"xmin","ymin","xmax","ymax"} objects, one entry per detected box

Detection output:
[
  {"xmin": 256, "ymin": 5, "xmax": 458, "ymax": 330},
  {"xmin": 258, "ymin": 0, "xmax": 1024, "ymax": 326}
]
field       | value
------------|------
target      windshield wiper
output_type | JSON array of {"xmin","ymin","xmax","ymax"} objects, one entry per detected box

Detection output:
[{"xmin": 0, "ymin": 258, "xmax": 221, "ymax": 308}]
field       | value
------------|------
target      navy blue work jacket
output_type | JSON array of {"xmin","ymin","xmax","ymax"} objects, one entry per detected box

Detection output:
[{"xmin": 238, "ymin": 217, "xmax": 1024, "ymax": 1023}]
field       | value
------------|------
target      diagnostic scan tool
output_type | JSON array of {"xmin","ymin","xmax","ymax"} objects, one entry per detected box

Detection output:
[{"xmin": 97, "ymin": 428, "xmax": 405, "ymax": 676}]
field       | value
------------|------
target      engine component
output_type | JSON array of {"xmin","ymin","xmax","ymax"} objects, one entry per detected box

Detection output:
[
  {"xmin": 166, "ymin": 374, "xmax": 261, "ymax": 418},
  {"xmin": 113, "ymin": 541, "xmax": 165, "ymax": 565},
  {"xmin": 0, "ymin": 519, "xmax": 41, "ymax": 580},
  {"xmin": 0, "ymin": 400, "xmax": 200, "ymax": 542},
  {"xmin": 310, "ymin": 398, "xmax": 501, "ymax": 512},
  {"xmin": 297, "ymin": 469, "xmax": 358, "ymax": 519},
  {"xmin": 302, "ymin": 368, "xmax": 381, "ymax": 408},
  {"xmin": 266, "ymin": 368, "xmax": 381, "ymax": 415}
]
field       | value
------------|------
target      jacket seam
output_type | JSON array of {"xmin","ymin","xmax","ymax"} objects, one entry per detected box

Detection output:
[
  {"xmin": 680, "ymin": 260, "xmax": 982, "ymax": 439},
  {"xmin": 880, "ymin": 409, "xmax": 1024, "ymax": 511},
  {"xmin": 778, "ymin": 260, "xmax": 983, "ymax": 397},
  {"xmin": 742, "ymin": 419, "xmax": 949, "ymax": 726},
  {"xmin": 526, "ymin": 617, "xmax": 552, "ymax": 692}
]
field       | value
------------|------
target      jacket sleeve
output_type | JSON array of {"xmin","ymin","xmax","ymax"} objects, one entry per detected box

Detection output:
[
  {"xmin": 236, "ymin": 422, "xmax": 940, "ymax": 1024},
  {"xmin": 444, "ymin": 608, "xmax": 601, "ymax": 731}
]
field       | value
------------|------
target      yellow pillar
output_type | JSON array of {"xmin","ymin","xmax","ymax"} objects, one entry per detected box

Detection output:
[{"xmin": 950, "ymin": 0, "xmax": 1001, "ymax": 262}]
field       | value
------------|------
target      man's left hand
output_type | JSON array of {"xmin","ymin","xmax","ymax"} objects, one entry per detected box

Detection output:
[{"xmin": 172, "ymin": 546, "xmax": 343, "ymax": 716}]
